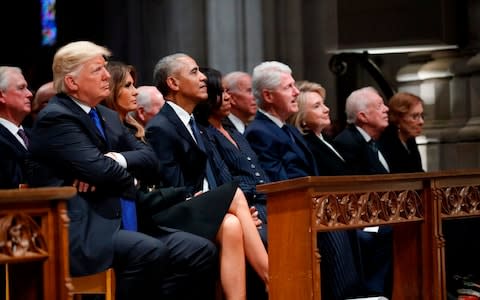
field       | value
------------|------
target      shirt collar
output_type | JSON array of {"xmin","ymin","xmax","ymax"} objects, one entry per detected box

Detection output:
[
  {"xmin": 167, "ymin": 101, "xmax": 191, "ymax": 128},
  {"xmin": 258, "ymin": 108, "xmax": 284, "ymax": 128},
  {"xmin": 356, "ymin": 125, "xmax": 373, "ymax": 143}
]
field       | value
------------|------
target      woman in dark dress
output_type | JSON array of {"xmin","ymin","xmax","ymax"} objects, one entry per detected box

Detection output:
[
  {"xmin": 104, "ymin": 61, "xmax": 269, "ymax": 299},
  {"xmin": 379, "ymin": 92, "xmax": 425, "ymax": 173},
  {"xmin": 287, "ymin": 80, "xmax": 366, "ymax": 300}
]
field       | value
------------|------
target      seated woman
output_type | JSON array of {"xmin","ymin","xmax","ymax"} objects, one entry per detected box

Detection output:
[
  {"xmin": 287, "ymin": 80, "xmax": 366, "ymax": 300},
  {"xmin": 104, "ymin": 61, "xmax": 269, "ymax": 300},
  {"xmin": 379, "ymin": 92, "xmax": 425, "ymax": 173}
]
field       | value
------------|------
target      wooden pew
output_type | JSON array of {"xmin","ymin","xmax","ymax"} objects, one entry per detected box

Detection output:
[
  {"xmin": 258, "ymin": 169, "xmax": 480, "ymax": 300},
  {"xmin": 0, "ymin": 187, "xmax": 76, "ymax": 300}
]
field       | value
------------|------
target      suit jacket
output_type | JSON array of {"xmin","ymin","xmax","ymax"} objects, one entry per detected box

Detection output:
[
  {"xmin": 207, "ymin": 122, "xmax": 270, "ymax": 202},
  {"xmin": 145, "ymin": 103, "xmax": 231, "ymax": 195},
  {"xmin": 379, "ymin": 124, "xmax": 424, "ymax": 173},
  {"xmin": 0, "ymin": 124, "xmax": 29, "ymax": 188},
  {"xmin": 304, "ymin": 132, "xmax": 353, "ymax": 176},
  {"xmin": 29, "ymin": 93, "xmax": 159, "ymax": 276},
  {"xmin": 244, "ymin": 111, "xmax": 318, "ymax": 181},
  {"xmin": 333, "ymin": 124, "xmax": 389, "ymax": 175}
]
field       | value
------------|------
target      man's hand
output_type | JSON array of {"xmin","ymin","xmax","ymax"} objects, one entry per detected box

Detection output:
[{"xmin": 72, "ymin": 179, "xmax": 96, "ymax": 193}]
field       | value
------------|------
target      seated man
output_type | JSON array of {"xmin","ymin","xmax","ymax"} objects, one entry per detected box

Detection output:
[{"xmin": 29, "ymin": 41, "xmax": 218, "ymax": 300}]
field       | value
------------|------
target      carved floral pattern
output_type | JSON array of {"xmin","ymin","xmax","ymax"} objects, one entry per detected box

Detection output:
[
  {"xmin": 437, "ymin": 185, "xmax": 480, "ymax": 216},
  {"xmin": 313, "ymin": 190, "xmax": 424, "ymax": 228}
]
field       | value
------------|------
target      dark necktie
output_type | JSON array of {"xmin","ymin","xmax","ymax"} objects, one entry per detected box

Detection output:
[
  {"xmin": 189, "ymin": 117, "xmax": 217, "ymax": 189},
  {"xmin": 282, "ymin": 125, "xmax": 296, "ymax": 143},
  {"xmin": 369, "ymin": 139, "xmax": 378, "ymax": 153},
  {"xmin": 88, "ymin": 108, "xmax": 137, "ymax": 231},
  {"xmin": 17, "ymin": 128, "xmax": 29, "ymax": 149}
]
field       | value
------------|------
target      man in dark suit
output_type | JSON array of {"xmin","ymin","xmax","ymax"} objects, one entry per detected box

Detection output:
[
  {"xmin": 333, "ymin": 86, "xmax": 392, "ymax": 298},
  {"xmin": 0, "ymin": 66, "xmax": 33, "ymax": 189},
  {"xmin": 28, "ymin": 42, "xmax": 218, "ymax": 300},
  {"xmin": 245, "ymin": 61, "xmax": 318, "ymax": 181}
]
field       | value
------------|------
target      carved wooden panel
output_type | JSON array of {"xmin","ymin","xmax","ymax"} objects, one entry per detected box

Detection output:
[
  {"xmin": 436, "ymin": 185, "xmax": 480, "ymax": 218},
  {"xmin": 313, "ymin": 190, "xmax": 424, "ymax": 230}
]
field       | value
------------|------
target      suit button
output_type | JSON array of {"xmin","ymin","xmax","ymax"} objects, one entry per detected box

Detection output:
[
  {"xmin": 259, "ymin": 180, "xmax": 265, "ymax": 184},
  {"xmin": 255, "ymin": 172, "xmax": 260, "ymax": 177},
  {"xmin": 246, "ymin": 156, "xmax": 252, "ymax": 161},
  {"xmin": 250, "ymin": 164, "xmax": 256, "ymax": 169}
]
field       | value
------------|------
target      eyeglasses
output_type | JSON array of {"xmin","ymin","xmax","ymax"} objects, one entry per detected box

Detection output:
[{"xmin": 408, "ymin": 113, "xmax": 425, "ymax": 121}]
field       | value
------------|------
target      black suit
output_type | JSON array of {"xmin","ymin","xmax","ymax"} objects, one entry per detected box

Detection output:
[
  {"xmin": 0, "ymin": 124, "xmax": 29, "ymax": 188},
  {"xmin": 304, "ymin": 132, "xmax": 352, "ymax": 176},
  {"xmin": 29, "ymin": 94, "xmax": 218, "ymax": 300},
  {"xmin": 146, "ymin": 102, "xmax": 231, "ymax": 194},
  {"xmin": 303, "ymin": 132, "xmax": 365, "ymax": 299},
  {"xmin": 333, "ymin": 124, "xmax": 393, "ymax": 298}
]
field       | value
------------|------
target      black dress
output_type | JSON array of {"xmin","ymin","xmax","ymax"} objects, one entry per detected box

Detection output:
[
  {"xmin": 139, "ymin": 182, "xmax": 237, "ymax": 241},
  {"xmin": 379, "ymin": 124, "xmax": 424, "ymax": 173}
]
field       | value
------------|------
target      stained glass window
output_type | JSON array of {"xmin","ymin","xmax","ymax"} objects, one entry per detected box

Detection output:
[{"xmin": 41, "ymin": 0, "xmax": 57, "ymax": 46}]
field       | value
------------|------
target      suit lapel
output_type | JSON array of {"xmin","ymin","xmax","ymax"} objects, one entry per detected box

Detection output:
[
  {"xmin": 162, "ymin": 104, "xmax": 201, "ymax": 151},
  {"xmin": 0, "ymin": 124, "xmax": 27, "ymax": 155},
  {"xmin": 56, "ymin": 95, "xmax": 110, "ymax": 151}
]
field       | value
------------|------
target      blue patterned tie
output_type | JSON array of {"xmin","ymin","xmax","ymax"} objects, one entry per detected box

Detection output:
[
  {"xmin": 189, "ymin": 116, "xmax": 217, "ymax": 189},
  {"xmin": 89, "ymin": 108, "xmax": 137, "ymax": 231}
]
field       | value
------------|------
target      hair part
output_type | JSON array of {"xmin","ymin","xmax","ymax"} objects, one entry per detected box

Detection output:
[
  {"xmin": 345, "ymin": 86, "xmax": 380, "ymax": 124},
  {"xmin": 388, "ymin": 92, "xmax": 423, "ymax": 125},
  {"xmin": 152, "ymin": 53, "xmax": 189, "ymax": 96},
  {"xmin": 252, "ymin": 61, "xmax": 292, "ymax": 107},
  {"xmin": 0, "ymin": 66, "xmax": 23, "ymax": 92},
  {"xmin": 288, "ymin": 80, "xmax": 326, "ymax": 134},
  {"xmin": 52, "ymin": 41, "xmax": 111, "ymax": 94}
]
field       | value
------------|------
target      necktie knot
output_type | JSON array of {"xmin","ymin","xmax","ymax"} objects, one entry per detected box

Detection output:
[
  {"xmin": 89, "ymin": 108, "xmax": 106, "ymax": 139},
  {"xmin": 17, "ymin": 128, "xmax": 29, "ymax": 149},
  {"xmin": 369, "ymin": 139, "xmax": 378, "ymax": 153}
]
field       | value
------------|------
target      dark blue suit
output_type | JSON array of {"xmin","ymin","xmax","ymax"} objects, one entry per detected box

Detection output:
[
  {"xmin": 0, "ymin": 124, "xmax": 29, "ymax": 188},
  {"xmin": 245, "ymin": 111, "xmax": 318, "ymax": 181},
  {"xmin": 334, "ymin": 124, "xmax": 393, "ymax": 298},
  {"xmin": 29, "ymin": 94, "xmax": 217, "ymax": 300}
]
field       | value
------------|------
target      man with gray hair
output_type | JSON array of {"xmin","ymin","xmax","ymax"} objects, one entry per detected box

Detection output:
[
  {"xmin": 0, "ymin": 66, "xmax": 33, "ymax": 188},
  {"xmin": 129, "ymin": 85, "xmax": 164, "ymax": 127},
  {"xmin": 333, "ymin": 86, "xmax": 392, "ymax": 298},
  {"xmin": 245, "ymin": 61, "xmax": 318, "ymax": 182},
  {"xmin": 223, "ymin": 71, "xmax": 257, "ymax": 134}
]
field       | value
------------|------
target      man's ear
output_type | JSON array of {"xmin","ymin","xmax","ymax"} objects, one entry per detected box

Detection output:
[
  {"xmin": 166, "ymin": 76, "xmax": 179, "ymax": 92},
  {"xmin": 262, "ymin": 89, "xmax": 274, "ymax": 104},
  {"xmin": 357, "ymin": 111, "xmax": 368, "ymax": 123},
  {"xmin": 64, "ymin": 75, "xmax": 78, "ymax": 91},
  {"xmin": 137, "ymin": 107, "xmax": 146, "ymax": 122}
]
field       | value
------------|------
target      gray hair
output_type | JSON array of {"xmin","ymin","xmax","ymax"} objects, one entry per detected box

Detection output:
[
  {"xmin": 136, "ymin": 86, "xmax": 160, "ymax": 112},
  {"xmin": 0, "ymin": 66, "xmax": 22, "ymax": 92},
  {"xmin": 152, "ymin": 53, "xmax": 189, "ymax": 96},
  {"xmin": 52, "ymin": 41, "xmax": 111, "ymax": 94},
  {"xmin": 345, "ymin": 86, "xmax": 380, "ymax": 124},
  {"xmin": 223, "ymin": 71, "xmax": 250, "ymax": 92},
  {"xmin": 252, "ymin": 61, "xmax": 292, "ymax": 107}
]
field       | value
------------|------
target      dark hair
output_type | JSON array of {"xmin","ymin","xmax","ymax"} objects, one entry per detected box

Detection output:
[{"xmin": 193, "ymin": 67, "xmax": 223, "ymax": 126}]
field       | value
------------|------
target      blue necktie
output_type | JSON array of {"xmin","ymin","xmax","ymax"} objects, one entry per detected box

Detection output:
[
  {"xmin": 189, "ymin": 117, "xmax": 217, "ymax": 190},
  {"xmin": 89, "ymin": 108, "xmax": 137, "ymax": 231}
]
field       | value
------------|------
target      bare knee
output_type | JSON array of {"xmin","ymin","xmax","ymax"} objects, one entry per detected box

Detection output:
[{"xmin": 218, "ymin": 213, "xmax": 243, "ymax": 244}]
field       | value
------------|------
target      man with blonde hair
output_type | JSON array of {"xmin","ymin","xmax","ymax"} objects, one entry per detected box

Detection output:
[{"xmin": 29, "ymin": 41, "xmax": 217, "ymax": 300}]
